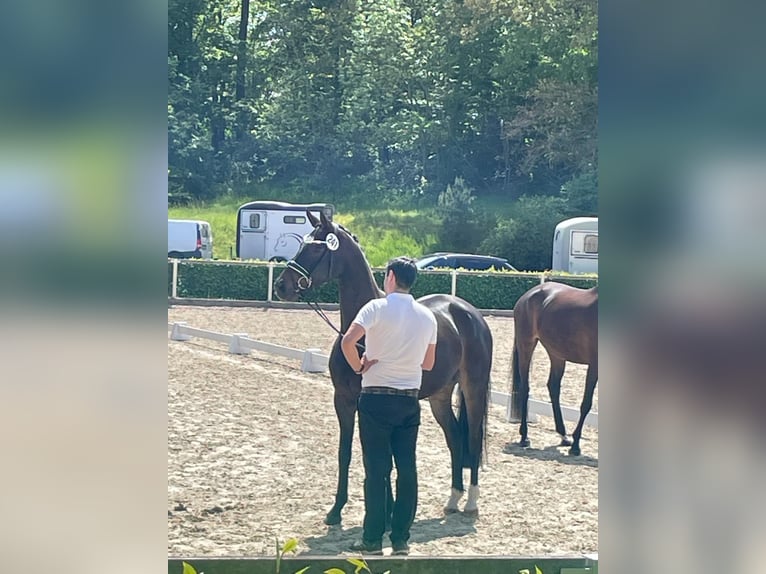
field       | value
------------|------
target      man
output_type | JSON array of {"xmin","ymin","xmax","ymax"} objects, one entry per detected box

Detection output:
[{"xmin": 341, "ymin": 256, "xmax": 438, "ymax": 556}]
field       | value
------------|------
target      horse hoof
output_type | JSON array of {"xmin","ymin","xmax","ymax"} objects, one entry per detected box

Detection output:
[
  {"xmin": 463, "ymin": 508, "xmax": 479, "ymax": 518},
  {"xmin": 519, "ymin": 438, "xmax": 531, "ymax": 448},
  {"xmin": 324, "ymin": 511, "xmax": 342, "ymax": 525},
  {"xmin": 560, "ymin": 436, "xmax": 573, "ymax": 447},
  {"xmin": 443, "ymin": 506, "xmax": 460, "ymax": 515},
  {"xmin": 569, "ymin": 446, "xmax": 581, "ymax": 457}
]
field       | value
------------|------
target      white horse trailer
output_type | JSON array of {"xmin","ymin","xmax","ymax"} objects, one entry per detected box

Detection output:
[
  {"xmin": 236, "ymin": 201, "xmax": 335, "ymax": 261},
  {"xmin": 552, "ymin": 217, "xmax": 598, "ymax": 275}
]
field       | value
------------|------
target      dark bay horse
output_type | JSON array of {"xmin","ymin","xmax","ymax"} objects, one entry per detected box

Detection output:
[
  {"xmin": 274, "ymin": 210, "xmax": 492, "ymax": 523},
  {"xmin": 510, "ymin": 282, "xmax": 598, "ymax": 456}
]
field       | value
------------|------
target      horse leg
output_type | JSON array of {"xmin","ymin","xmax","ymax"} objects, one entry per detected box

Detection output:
[
  {"xmin": 427, "ymin": 384, "xmax": 463, "ymax": 514},
  {"xmin": 570, "ymin": 363, "xmax": 598, "ymax": 456},
  {"xmin": 459, "ymin": 362, "xmax": 490, "ymax": 518},
  {"xmin": 513, "ymin": 341, "xmax": 536, "ymax": 448},
  {"xmin": 546, "ymin": 355, "xmax": 571, "ymax": 446},
  {"xmin": 325, "ymin": 390, "xmax": 357, "ymax": 525}
]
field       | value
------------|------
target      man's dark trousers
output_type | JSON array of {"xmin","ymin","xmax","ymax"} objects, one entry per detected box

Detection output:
[{"xmin": 358, "ymin": 392, "xmax": 420, "ymax": 546}]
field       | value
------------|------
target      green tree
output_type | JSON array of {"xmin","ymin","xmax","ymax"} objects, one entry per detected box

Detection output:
[
  {"xmin": 167, "ymin": 0, "xmax": 598, "ymax": 209},
  {"xmin": 480, "ymin": 195, "xmax": 568, "ymax": 270},
  {"xmin": 436, "ymin": 177, "xmax": 485, "ymax": 252},
  {"xmin": 561, "ymin": 168, "xmax": 598, "ymax": 215}
]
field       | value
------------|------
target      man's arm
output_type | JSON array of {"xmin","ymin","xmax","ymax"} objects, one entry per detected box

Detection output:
[
  {"xmin": 341, "ymin": 323, "xmax": 366, "ymax": 374},
  {"xmin": 421, "ymin": 343, "xmax": 436, "ymax": 371}
]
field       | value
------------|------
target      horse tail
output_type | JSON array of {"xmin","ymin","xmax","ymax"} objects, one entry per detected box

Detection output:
[
  {"xmin": 447, "ymin": 297, "xmax": 492, "ymax": 469},
  {"xmin": 510, "ymin": 345, "xmax": 523, "ymax": 421},
  {"xmin": 455, "ymin": 387, "xmax": 477, "ymax": 468},
  {"xmin": 455, "ymin": 368, "xmax": 490, "ymax": 469}
]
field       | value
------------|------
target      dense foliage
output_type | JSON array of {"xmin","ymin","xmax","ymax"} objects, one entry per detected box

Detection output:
[{"xmin": 169, "ymin": 0, "xmax": 598, "ymax": 269}]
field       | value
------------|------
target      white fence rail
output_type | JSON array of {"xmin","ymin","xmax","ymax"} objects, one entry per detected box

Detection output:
[{"xmin": 168, "ymin": 321, "xmax": 598, "ymax": 429}]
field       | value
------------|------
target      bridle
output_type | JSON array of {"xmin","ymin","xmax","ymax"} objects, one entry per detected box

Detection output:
[
  {"xmin": 284, "ymin": 227, "xmax": 358, "ymax": 344},
  {"xmin": 285, "ymin": 229, "xmax": 338, "ymax": 292}
]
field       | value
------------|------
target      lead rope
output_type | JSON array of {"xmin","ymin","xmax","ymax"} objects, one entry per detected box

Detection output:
[{"xmin": 304, "ymin": 292, "xmax": 366, "ymax": 351}]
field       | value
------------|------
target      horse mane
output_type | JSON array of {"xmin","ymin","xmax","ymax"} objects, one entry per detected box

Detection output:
[{"xmin": 335, "ymin": 223, "xmax": 358, "ymax": 244}]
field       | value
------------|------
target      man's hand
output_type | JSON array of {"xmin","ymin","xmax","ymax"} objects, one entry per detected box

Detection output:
[{"xmin": 356, "ymin": 354, "xmax": 378, "ymax": 375}]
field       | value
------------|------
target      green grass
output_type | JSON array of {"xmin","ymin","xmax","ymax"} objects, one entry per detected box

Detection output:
[
  {"xmin": 169, "ymin": 202, "xmax": 239, "ymax": 260},
  {"xmin": 168, "ymin": 196, "xmax": 441, "ymax": 266},
  {"xmin": 167, "ymin": 186, "xmax": 524, "ymax": 266}
]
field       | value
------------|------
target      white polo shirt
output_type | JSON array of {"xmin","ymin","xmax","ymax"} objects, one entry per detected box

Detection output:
[{"xmin": 352, "ymin": 292, "xmax": 438, "ymax": 390}]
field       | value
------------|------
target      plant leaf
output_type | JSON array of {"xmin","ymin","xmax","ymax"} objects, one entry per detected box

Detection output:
[
  {"xmin": 282, "ymin": 538, "xmax": 299, "ymax": 554},
  {"xmin": 294, "ymin": 567, "xmax": 311, "ymax": 574},
  {"xmin": 323, "ymin": 569, "xmax": 346, "ymax": 574},
  {"xmin": 346, "ymin": 556, "xmax": 370, "ymax": 573},
  {"xmin": 535, "ymin": 567, "xmax": 543, "ymax": 574},
  {"xmin": 182, "ymin": 562, "xmax": 197, "ymax": 574}
]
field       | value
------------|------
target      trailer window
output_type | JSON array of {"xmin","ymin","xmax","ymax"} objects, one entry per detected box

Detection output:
[
  {"xmin": 571, "ymin": 231, "xmax": 598, "ymax": 256},
  {"xmin": 584, "ymin": 234, "xmax": 598, "ymax": 254},
  {"xmin": 249, "ymin": 214, "xmax": 261, "ymax": 228},
  {"xmin": 284, "ymin": 215, "xmax": 306, "ymax": 224}
]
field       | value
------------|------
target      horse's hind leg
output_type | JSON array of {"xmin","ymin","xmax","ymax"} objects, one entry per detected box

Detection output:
[
  {"xmin": 546, "ymin": 355, "xmax": 570, "ymax": 445},
  {"xmin": 513, "ymin": 340, "xmax": 536, "ymax": 448},
  {"xmin": 459, "ymin": 360, "xmax": 491, "ymax": 517},
  {"xmin": 427, "ymin": 383, "xmax": 463, "ymax": 514},
  {"xmin": 570, "ymin": 363, "xmax": 598, "ymax": 456}
]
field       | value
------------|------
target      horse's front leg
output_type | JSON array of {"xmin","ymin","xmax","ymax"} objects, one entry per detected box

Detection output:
[
  {"xmin": 326, "ymin": 389, "xmax": 357, "ymax": 525},
  {"xmin": 546, "ymin": 356, "xmax": 571, "ymax": 446},
  {"xmin": 570, "ymin": 363, "xmax": 597, "ymax": 457}
]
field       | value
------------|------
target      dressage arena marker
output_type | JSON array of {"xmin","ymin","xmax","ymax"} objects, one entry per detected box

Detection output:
[
  {"xmin": 168, "ymin": 321, "xmax": 597, "ymax": 429},
  {"xmin": 169, "ymin": 322, "xmax": 328, "ymax": 373}
]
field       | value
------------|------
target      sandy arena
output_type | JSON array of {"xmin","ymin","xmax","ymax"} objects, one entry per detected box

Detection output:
[{"xmin": 168, "ymin": 306, "xmax": 597, "ymax": 557}]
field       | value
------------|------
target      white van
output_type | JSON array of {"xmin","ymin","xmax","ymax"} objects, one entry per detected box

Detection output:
[
  {"xmin": 168, "ymin": 219, "xmax": 213, "ymax": 259},
  {"xmin": 552, "ymin": 216, "xmax": 598, "ymax": 274},
  {"xmin": 236, "ymin": 201, "xmax": 334, "ymax": 261}
]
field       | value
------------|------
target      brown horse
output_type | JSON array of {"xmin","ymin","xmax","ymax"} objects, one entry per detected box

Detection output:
[
  {"xmin": 510, "ymin": 282, "xmax": 598, "ymax": 456},
  {"xmin": 274, "ymin": 210, "xmax": 492, "ymax": 524}
]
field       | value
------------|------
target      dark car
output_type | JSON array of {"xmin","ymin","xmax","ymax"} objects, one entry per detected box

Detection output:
[{"xmin": 414, "ymin": 253, "xmax": 517, "ymax": 272}]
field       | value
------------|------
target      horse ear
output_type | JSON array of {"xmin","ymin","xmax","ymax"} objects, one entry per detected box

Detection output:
[
  {"xmin": 319, "ymin": 209, "xmax": 332, "ymax": 229},
  {"xmin": 306, "ymin": 209, "xmax": 320, "ymax": 228}
]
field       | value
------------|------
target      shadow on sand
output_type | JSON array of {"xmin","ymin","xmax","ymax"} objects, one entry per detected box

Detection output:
[
  {"xmin": 500, "ymin": 442, "xmax": 598, "ymax": 468},
  {"xmin": 301, "ymin": 513, "xmax": 478, "ymax": 555}
]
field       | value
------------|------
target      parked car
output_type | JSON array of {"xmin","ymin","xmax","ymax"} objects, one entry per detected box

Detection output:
[
  {"xmin": 168, "ymin": 219, "xmax": 213, "ymax": 259},
  {"xmin": 415, "ymin": 253, "xmax": 517, "ymax": 271}
]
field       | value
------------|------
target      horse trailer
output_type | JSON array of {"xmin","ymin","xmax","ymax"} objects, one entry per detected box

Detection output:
[
  {"xmin": 236, "ymin": 200, "xmax": 335, "ymax": 261},
  {"xmin": 552, "ymin": 217, "xmax": 598, "ymax": 275}
]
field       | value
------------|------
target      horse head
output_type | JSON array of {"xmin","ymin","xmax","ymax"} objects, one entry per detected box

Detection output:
[{"xmin": 274, "ymin": 209, "xmax": 352, "ymax": 301}]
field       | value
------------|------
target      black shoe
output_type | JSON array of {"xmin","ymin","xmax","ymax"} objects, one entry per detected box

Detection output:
[
  {"xmin": 391, "ymin": 540, "xmax": 409, "ymax": 556},
  {"xmin": 348, "ymin": 539, "xmax": 383, "ymax": 555}
]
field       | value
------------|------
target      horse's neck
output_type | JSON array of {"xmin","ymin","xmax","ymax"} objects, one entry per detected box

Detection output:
[{"xmin": 338, "ymin": 261, "xmax": 383, "ymax": 331}]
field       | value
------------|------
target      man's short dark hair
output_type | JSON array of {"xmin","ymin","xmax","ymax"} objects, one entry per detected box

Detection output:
[{"xmin": 386, "ymin": 256, "xmax": 418, "ymax": 290}]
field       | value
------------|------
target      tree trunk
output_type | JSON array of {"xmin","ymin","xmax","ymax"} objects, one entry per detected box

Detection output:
[{"xmin": 235, "ymin": 0, "xmax": 250, "ymax": 101}]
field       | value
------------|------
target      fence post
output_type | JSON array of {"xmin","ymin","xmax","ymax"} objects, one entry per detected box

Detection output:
[
  {"xmin": 539, "ymin": 271, "xmax": 546, "ymax": 285},
  {"xmin": 451, "ymin": 270, "xmax": 457, "ymax": 296},
  {"xmin": 267, "ymin": 262, "xmax": 274, "ymax": 302},
  {"xmin": 229, "ymin": 333, "xmax": 250, "ymax": 355},
  {"xmin": 169, "ymin": 322, "xmax": 192, "ymax": 341},
  {"xmin": 171, "ymin": 259, "xmax": 179, "ymax": 299}
]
